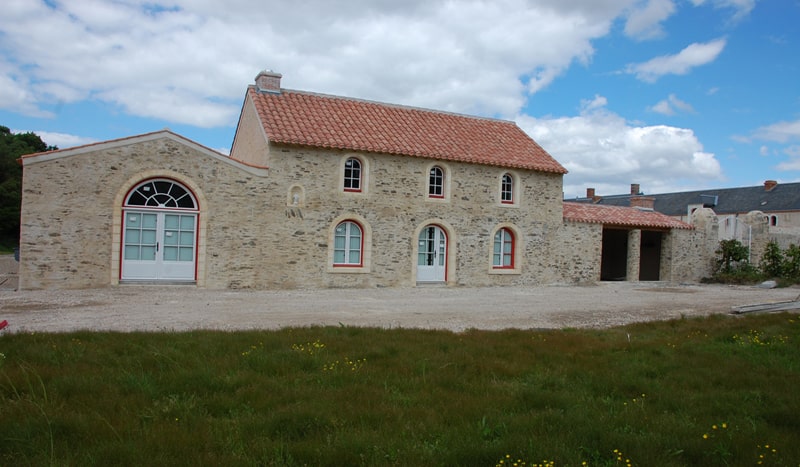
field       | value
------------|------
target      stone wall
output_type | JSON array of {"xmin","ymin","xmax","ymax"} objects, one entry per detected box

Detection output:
[
  {"xmin": 20, "ymin": 135, "xmax": 569, "ymax": 290},
  {"xmin": 552, "ymin": 221, "xmax": 602, "ymax": 283},
  {"xmin": 259, "ymin": 144, "xmax": 566, "ymax": 288},
  {"xmin": 0, "ymin": 254, "xmax": 18, "ymax": 290},
  {"xmin": 20, "ymin": 135, "xmax": 272, "ymax": 290},
  {"xmin": 661, "ymin": 208, "xmax": 719, "ymax": 282},
  {"xmin": 20, "ymin": 134, "xmax": 740, "ymax": 291}
]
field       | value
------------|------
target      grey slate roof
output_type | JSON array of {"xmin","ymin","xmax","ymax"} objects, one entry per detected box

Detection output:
[{"xmin": 569, "ymin": 182, "xmax": 800, "ymax": 216}]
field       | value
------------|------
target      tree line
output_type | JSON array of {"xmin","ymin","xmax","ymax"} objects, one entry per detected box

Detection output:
[{"xmin": 0, "ymin": 126, "xmax": 56, "ymax": 251}]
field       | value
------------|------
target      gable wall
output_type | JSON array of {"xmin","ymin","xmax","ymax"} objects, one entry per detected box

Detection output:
[
  {"xmin": 229, "ymin": 97, "xmax": 271, "ymax": 167},
  {"xmin": 19, "ymin": 137, "xmax": 277, "ymax": 290}
]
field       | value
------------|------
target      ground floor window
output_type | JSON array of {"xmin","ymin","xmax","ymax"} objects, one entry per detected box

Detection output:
[
  {"xmin": 334, "ymin": 221, "xmax": 363, "ymax": 266},
  {"xmin": 493, "ymin": 228, "xmax": 514, "ymax": 268}
]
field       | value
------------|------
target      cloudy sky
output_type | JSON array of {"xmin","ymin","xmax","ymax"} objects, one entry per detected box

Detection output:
[{"xmin": 1, "ymin": 0, "xmax": 798, "ymax": 198}]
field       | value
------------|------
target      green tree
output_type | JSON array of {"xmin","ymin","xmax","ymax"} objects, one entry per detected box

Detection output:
[{"xmin": 0, "ymin": 126, "xmax": 56, "ymax": 249}]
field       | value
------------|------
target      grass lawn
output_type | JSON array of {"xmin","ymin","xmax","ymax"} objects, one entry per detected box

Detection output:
[{"xmin": 1, "ymin": 313, "xmax": 798, "ymax": 466}]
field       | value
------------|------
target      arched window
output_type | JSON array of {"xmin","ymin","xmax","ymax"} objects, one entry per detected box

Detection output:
[
  {"xmin": 493, "ymin": 228, "xmax": 514, "ymax": 268},
  {"xmin": 343, "ymin": 158, "xmax": 362, "ymax": 192},
  {"xmin": 770, "ymin": 215, "xmax": 778, "ymax": 227},
  {"xmin": 501, "ymin": 173, "xmax": 514, "ymax": 204},
  {"xmin": 429, "ymin": 166, "xmax": 444, "ymax": 198},
  {"xmin": 333, "ymin": 221, "xmax": 363, "ymax": 266},
  {"xmin": 121, "ymin": 178, "xmax": 198, "ymax": 282},
  {"xmin": 125, "ymin": 179, "xmax": 197, "ymax": 209}
]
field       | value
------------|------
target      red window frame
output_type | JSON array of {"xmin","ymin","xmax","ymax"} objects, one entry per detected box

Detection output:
[
  {"xmin": 333, "ymin": 220, "xmax": 363, "ymax": 267},
  {"xmin": 428, "ymin": 166, "xmax": 444, "ymax": 198},
  {"xmin": 492, "ymin": 228, "xmax": 514, "ymax": 269},
  {"xmin": 343, "ymin": 158, "xmax": 362, "ymax": 192},
  {"xmin": 501, "ymin": 173, "xmax": 513, "ymax": 204}
]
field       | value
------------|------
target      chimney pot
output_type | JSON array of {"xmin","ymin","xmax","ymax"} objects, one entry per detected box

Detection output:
[
  {"xmin": 586, "ymin": 188, "xmax": 595, "ymax": 198},
  {"xmin": 764, "ymin": 180, "xmax": 778, "ymax": 191},
  {"xmin": 255, "ymin": 70, "xmax": 282, "ymax": 93},
  {"xmin": 630, "ymin": 183, "xmax": 640, "ymax": 195}
]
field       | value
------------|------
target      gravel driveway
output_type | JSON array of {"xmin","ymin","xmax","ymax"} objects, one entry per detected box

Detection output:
[{"xmin": 1, "ymin": 282, "xmax": 798, "ymax": 333}]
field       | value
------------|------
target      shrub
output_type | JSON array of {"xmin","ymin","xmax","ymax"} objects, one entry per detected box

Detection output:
[
  {"xmin": 714, "ymin": 239, "xmax": 750, "ymax": 275},
  {"xmin": 783, "ymin": 244, "xmax": 800, "ymax": 281},
  {"xmin": 759, "ymin": 241, "xmax": 784, "ymax": 278}
]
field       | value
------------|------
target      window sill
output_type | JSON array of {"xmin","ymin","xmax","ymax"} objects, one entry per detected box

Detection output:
[
  {"xmin": 489, "ymin": 267, "xmax": 521, "ymax": 275},
  {"xmin": 328, "ymin": 265, "xmax": 371, "ymax": 274}
]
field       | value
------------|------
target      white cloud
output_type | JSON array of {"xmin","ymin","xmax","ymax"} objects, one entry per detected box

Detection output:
[
  {"xmin": 626, "ymin": 38, "xmax": 727, "ymax": 82},
  {"xmin": 649, "ymin": 94, "xmax": 695, "ymax": 115},
  {"xmin": 517, "ymin": 99, "xmax": 722, "ymax": 197},
  {"xmin": 692, "ymin": 0, "xmax": 757, "ymax": 21},
  {"xmin": 0, "ymin": 0, "xmax": 637, "ymax": 126},
  {"xmin": 776, "ymin": 158, "xmax": 800, "ymax": 172},
  {"xmin": 752, "ymin": 120, "xmax": 800, "ymax": 143},
  {"xmin": 0, "ymin": 64, "xmax": 54, "ymax": 118},
  {"xmin": 624, "ymin": 0, "xmax": 676, "ymax": 40},
  {"xmin": 775, "ymin": 146, "xmax": 800, "ymax": 174},
  {"xmin": 785, "ymin": 146, "xmax": 800, "ymax": 157},
  {"xmin": 27, "ymin": 131, "xmax": 98, "ymax": 149}
]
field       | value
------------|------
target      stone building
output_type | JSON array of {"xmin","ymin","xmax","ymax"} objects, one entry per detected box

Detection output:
[
  {"xmin": 574, "ymin": 181, "xmax": 800, "ymax": 265},
  {"xmin": 18, "ymin": 71, "xmax": 710, "ymax": 290}
]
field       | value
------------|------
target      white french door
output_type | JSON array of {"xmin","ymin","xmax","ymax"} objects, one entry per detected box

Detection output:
[
  {"xmin": 417, "ymin": 225, "xmax": 447, "ymax": 282},
  {"xmin": 121, "ymin": 210, "xmax": 197, "ymax": 281}
]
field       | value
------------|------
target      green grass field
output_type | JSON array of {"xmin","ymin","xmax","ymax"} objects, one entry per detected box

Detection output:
[{"xmin": 1, "ymin": 313, "xmax": 798, "ymax": 466}]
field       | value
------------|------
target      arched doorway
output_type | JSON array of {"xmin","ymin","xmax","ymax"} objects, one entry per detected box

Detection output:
[
  {"xmin": 417, "ymin": 225, "xmax": 447, "ymax": 282},
  {"xmin": 121, "ymin": 179, "xmax": 198, "ymax": 282}
]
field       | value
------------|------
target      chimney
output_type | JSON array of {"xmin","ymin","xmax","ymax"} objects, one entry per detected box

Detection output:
[
  {"xmin": 255, "ymin": 70, "xmax": 282, "ymax": 93},
  {"xmin": 630, "ymin": 183, "xmax": 641, "ymax": 195},
  {"xmin": 764, "ymin": 180, "xmax": 778, "ymax": 191},
  {"xmin": 585, "ymin": 187, "xmax": 601, "ymax": 202},
  {"xmin": 630, "ymin": 196, "xmax": 655, "ymax": 210}
]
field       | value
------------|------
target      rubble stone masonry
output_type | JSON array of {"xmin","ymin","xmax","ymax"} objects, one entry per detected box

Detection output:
[{"xmin": 20, "ymin": 135, "xmax": 585, "ymax": 289}]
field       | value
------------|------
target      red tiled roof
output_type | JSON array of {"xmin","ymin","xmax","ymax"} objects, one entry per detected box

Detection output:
[
  {"xmin": 249, "ymin": 87, "xmax": 567, "ymax": 173},
  {"xmin": 563, "ymin": 202, "xmax": 693, "ymax": 230}
]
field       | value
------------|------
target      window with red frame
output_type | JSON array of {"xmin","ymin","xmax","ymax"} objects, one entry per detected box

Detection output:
[
  {"xmin": 343, "ymin": 158, "xmax": 362, "ymax": 192},
  {"xmin": 429, "ymin": 166, "xmax": 444, "ymax": 197},
  {"xmin": 501, "ymin": 173, "xmax": 513, "ymax": 203},
  {"xmin": 333, "ymin": 221, "xmax": 362, "ymax": 266},
  {"xmin": 493, "ymin": 228, "xmax": 514, "ymax": 268}
]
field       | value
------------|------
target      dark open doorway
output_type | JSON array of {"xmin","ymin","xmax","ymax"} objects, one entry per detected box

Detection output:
[
  {"xmin": 639, "ymin": 230, "xmax": 663, "ymax": 281},
  {"xmin": 600, "ymin": 228, "xmax": 628, "ymax": 281}
]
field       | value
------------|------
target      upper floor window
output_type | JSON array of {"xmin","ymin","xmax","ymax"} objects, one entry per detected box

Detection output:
[
  {"xmin": 770, "ymin": 215, "xmax": 778, "ymax": 226},
  {"xmin": 343, "ymin": 158, "xmax": 362, "ymax": 192},
  {"xmin": 333, "ymin": 221, "xmax": 362, "ymax": 266},
  {"xmin": 501, "ymin": 173, "xmax": 514, "ymax": 204},
  {"xmin": 493, "ymin": 228, "xmax": 514, "ymax": 268},
  {"xmin": 429, "ymin": 166, "xmax": 444, "ymax": 198}
]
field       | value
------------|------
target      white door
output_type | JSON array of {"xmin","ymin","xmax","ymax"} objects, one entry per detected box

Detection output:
[
  {"xmin": 121, "ymin": 211, "xmax": 197, "ymax": 281},
  {"xmin": 417, "ymin": 225, "xmax": 447, "ymax": 282}
]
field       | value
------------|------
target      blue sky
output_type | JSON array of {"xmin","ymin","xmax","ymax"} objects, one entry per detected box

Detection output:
[{"xmin": 1, "ymin": 0, "xmax": 798, "ymax": 198}]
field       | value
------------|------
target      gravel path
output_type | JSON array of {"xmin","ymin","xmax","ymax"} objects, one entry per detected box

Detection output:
[{"xmin": 1, "ymin": 282, "xmax": 798, "ymax": 333}]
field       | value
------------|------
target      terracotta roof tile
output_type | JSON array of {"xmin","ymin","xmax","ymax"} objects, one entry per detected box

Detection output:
[
  {"xmin": 249, "ymin": 87, "xmax": 567, "ymax": 173},
  {"xmin": 563, "ymin": 202, "xmax": 693, "ymax": 230}
]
